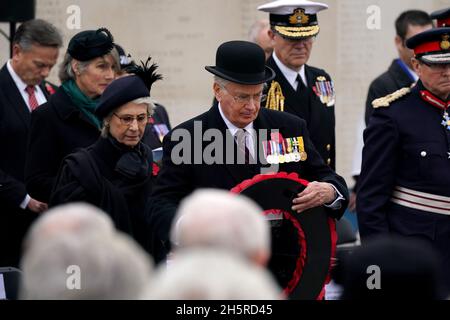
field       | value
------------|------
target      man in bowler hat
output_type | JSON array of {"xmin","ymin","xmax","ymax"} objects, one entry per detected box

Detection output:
[{"xmin": 148, "ymin": 40, "xmax": 348, "ymax": 267}]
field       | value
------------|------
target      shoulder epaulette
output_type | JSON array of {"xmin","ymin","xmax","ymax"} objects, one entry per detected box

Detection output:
[
  {"xmin": 265, "ymin": 81, "xmax": 285, "ymax": 111},
  {"xmin": 372, "ymin": 87, "xmax": 411, "ymax": 108}
]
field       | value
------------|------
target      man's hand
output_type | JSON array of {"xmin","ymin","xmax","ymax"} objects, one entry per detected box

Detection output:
[
  {"xmin": 27, "ymin": 198, "xmax": 48, "ymax": 213},
  {"xmin": 292, "ymin": 181, "xmax": 336, "ymax": 213}
]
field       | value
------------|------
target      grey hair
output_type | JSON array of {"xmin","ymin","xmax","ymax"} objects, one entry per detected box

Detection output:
[
  {"xmin": 213, "ymin": 75, "xmax": 268, "ymax": 91},
  {"xmin": 20, "ymin": 231, "xmax": 153, "ymax": 300},
  {"xmin": 58, "ymin": 46, "xmax": 120, "ymax": 83},
  {"xmin": 213, "ymin": 76, "xmax": 231, "ymax": 88},
  {"xmin": 13, "ymin": 19, "xmax": 63, "ymax": 51},
  {"xmin": 58, "ymin": 53, "xmax": 88, "ymax": 82},
  {"xmin": 248, "ymin": 19, "xmax": 270, "ymax": 43},
  {"xmin": 100, "ymin": 97, "xmax": 155, "ymax": 138},
  {"xmin": 144, "ymin": 249, "xmax": 282, "ymax": 300},
  {"xmin": 23, "ymin": 203, "xmax": 115, "ymax": 252},
  {"xmin": 171, "ymin": 189, "xmax": 270, "ymax": 263}
]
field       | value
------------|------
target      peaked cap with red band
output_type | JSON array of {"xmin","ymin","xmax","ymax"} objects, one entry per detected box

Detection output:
[
  {"xmin": 431, "ymin": 7, "xmax": 450, "ymax": 28},
  {"xmin": 406, "ymin": 27, "xmax": 450, "ymax": 64}
]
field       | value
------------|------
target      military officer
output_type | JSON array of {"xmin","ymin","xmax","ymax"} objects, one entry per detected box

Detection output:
[
  {"xmin": 431, "ymin": 7, "xmax": 450, "ymax": 28},
  {"xmin": 258, "ymin": 0, "xmax": 336, "ymax": 169},
  {"xmin": 364, "ymin": 10, "xmax": 432, "ymax": 126},
  {"xmin": 357, "ymin": 27, "xmax": 450, "ymax": 291}
]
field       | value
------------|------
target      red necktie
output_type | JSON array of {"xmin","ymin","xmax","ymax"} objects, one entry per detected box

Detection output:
[{"xmin": 25, "ymin": 85, "xmax": 39, "ymax": 111}]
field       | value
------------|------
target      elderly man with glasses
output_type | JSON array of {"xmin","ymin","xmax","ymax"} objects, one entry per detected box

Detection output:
[{"xmin": 148, "ymin": 40, "xmax": 348, "ymax": 280}]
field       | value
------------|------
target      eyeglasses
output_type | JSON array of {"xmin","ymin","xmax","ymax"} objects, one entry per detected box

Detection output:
[
  {"xmin": 221, "ymin": 86, "xmax": 267, "ymax": 104},
  {"xmin": 420, "ymin": 60, "xmax": 450, "ymax": 72},
  {"xmin": 113, "ymin": 113, "xmax": 149, "ymax": 126}
]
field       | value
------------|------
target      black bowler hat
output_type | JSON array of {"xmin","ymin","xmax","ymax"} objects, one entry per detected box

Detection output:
[
  {"xmin": 431, "ymin": 7, "xmax": 450, "ymax": 28},
  {"xmin": 96, "ymin": 58, "xmax": 162, "ymax": 119},
  {"xmin": 68, "ymin": 28, "xmax": 115, "ymax": 61},
  {"xmin": 205, "ymin": 41, "xmax": 275, "ymax": 85},
  {"xmin": 258, "ymin": 0, "xmax": 328, "ymax": 39},
  {"xmin": 406, "ymin": 27, "xmax": 450, "ymax": 64}
]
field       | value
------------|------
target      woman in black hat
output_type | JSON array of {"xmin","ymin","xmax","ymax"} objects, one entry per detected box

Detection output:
[
  {"xmin": 25, "ymin": 28, "xmax": 120, "ymax": 204},
  {"xmin": 115, "ymin": 44, "xmax": 172, "ymax": 150},
  {"xmin": 50, "ymin": 60, "xmax": 161, "ymax": 253}
]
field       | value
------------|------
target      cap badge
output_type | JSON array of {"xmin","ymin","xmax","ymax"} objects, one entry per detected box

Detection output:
[
  {"xmin": 289, "ymin": 8, "xmax": 309, "ymax": 25},
  {"xmin": 440, "ymin": 34, "xmax": 450, "ymax": 50}
]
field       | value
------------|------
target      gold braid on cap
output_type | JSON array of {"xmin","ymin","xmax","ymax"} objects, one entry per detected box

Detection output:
[
  {"xmin": 265, "ymin": 81, "xmax": 285, "ymax": 111},
  {"xmin": 274, "ymin": 25, "xmax": 319, "ymax": 38}
]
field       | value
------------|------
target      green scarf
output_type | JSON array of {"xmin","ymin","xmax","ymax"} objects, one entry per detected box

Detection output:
[{"xmin": 61, "ymin": 79, "xmax": 102, "ymax": 129}]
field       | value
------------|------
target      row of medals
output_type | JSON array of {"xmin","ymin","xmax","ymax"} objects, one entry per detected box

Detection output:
[{"xmin": 265, "ymin": 137, "xmax": 308, "ymax": 164}]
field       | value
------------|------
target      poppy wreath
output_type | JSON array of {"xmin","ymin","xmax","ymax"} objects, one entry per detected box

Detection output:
[{"xmin": 231, "ymin": 172, "xmax": 337, "ymax": 300}]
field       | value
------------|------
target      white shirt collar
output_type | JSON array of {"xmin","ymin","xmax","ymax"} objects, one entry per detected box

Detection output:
[
  {"xmin": 7, "ymin": 60, "xmax": 29, "ymax": 93},
  {"xmin": 272, "ymin": 52, "xmax": 307, "ymax": 89}
]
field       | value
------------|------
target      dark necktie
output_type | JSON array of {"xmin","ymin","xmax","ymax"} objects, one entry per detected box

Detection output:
[
  {"xmin": 294, "ymin": 74, "xmax": 311, "ymax": 122},
  {"xmin": 296, "ymin": 74, "xmax": 305, "ymax": 93}
]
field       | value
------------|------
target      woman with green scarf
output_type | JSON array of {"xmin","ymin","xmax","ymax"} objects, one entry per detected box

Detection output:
[{"xmin": 25, "ymin": 28, "xmax": 119, "ymax": 203}]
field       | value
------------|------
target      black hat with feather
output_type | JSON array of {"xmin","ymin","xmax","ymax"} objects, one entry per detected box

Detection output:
[
  {"xmin": 96, "ymin": 57, "xmax": 162, "ymax": 119},
  {"xmin": 68, "ymin": 27, "xmax": 115, "ymax": 61}
]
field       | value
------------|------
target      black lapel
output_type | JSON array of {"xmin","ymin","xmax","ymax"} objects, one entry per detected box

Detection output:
[
  {"xmin": 388, "ymin": 59, "xmax": 415, "ymax": 88},
  {"xmin": 300, "ymin": 64, "xmax": 314, "ymax": 117},
  {"xmin": 305, "ymin": 64, "xmax": 324, "ymax": 97},
  {"xmin": 253, "ymin": 109, "xmax": 273, "ymax": 171},
  {"xmin": 39, "ymin": 81, "xmax": 53, "ymax": 99},
  {"xmin": 0, "ymin": 65, "xmax": 31, "ymax": 126}
]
